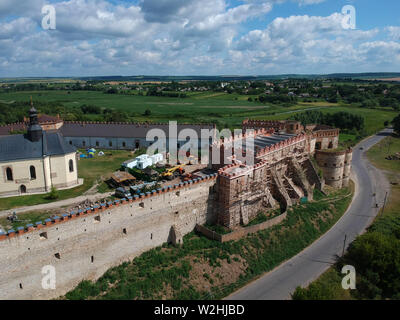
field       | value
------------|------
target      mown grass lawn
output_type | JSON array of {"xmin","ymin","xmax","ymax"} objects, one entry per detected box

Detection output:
[{"xmin": 367, "ymin": 135, "xmax": 400, "ymax": 173}]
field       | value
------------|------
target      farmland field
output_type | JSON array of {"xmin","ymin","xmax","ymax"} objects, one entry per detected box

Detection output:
[{"xmin": 0, "ymin": 90, "xmax": 396, "ymax": 132}]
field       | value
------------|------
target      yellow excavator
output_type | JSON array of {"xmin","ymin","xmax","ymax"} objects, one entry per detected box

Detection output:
[{"xmin": 161, "ymin": 164, "xmax": 186, "ymax": 180}]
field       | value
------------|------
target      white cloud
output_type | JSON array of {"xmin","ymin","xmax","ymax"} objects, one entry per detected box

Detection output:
[
  {"xmin": 231, "ymin": 13, "xmax": 384, "ymax": 74},
  {"xmin": 0, "ymin": 0, "xmax": 397, "ymax": 76},
  {"xmin": 386, "ymin": 26, "xmax": 400, "ymax": 41}
]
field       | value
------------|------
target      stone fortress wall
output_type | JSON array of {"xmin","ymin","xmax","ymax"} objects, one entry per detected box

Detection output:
[
  {"xmin": 217, "ymin": 133, "xmax": 317, "ymax": 228},
  {"xmin": 0, "ymin": 175, "xmax": 218, "ymax": 300},
  {"xmin": 215, "ymin": 120, "xmax": 350, "ymax": 227}
]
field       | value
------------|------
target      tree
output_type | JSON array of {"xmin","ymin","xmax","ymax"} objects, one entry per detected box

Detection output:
[
  {"xmin": 392, "ymin": 114, "xmax": 400, "ymax": 135},
  {"xmin": 344, "ymin": 231, "xmax": 400, "ymax": 299},
  {"xmin": 105, "ymin": 111, "xmax": 128, "ymax": 122},
  {"xmin": 143, "ymin": 109, "xmax": 152, "ymax": 116},
  {"xmin": 46, "ymin": 186, "xmax": 59, "ymax": 200},
  {"xmin": 105, "ymin": 88, "xmax": 118, "ymax": 94}
]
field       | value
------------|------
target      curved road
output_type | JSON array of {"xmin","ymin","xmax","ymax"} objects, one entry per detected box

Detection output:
[{"xmin": 228, "ymin": 129, "xmax": 392, "ymax": 300}]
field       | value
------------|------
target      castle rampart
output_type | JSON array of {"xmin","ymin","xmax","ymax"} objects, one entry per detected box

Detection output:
[{"xmin": 0, "ymin": 175, "xmax": 217, "ymax": 299}]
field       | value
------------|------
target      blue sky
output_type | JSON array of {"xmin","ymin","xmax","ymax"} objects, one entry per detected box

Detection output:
[{"xmin": 0, "ymin": 0, "xmax": 399, "ymax": 77}]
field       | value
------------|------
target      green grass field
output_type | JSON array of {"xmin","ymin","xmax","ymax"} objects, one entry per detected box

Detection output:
[
  {"xmin": 367, "ymin": 136, "xmax": 400, "ymax": 236},
  {"xmin": 1, "ymin": 90, "xmax": 396, "ymax": 132},
  {"xmin": 0, "ymin": 90, "xmax": 334, "ymax": 128}
]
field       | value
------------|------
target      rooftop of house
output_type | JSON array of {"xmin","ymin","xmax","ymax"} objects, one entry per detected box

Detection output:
[
  {"xmin": 0, "ymin": 130, "xmax": 76, "ymax": 162},
  {"xmin": 253, "ymin": 133, "xmax": 298, "ymax": 149},
  {"xmin": 223, "ymin": 133, "xmax": 298, "ymax": 151},
  {"xmin": 0, "ymin": 107, "xmax": 75, "ymax": 162},
  {"xmin": 60, "ymin": 122, "xmax": 215, "ymax": 138}
]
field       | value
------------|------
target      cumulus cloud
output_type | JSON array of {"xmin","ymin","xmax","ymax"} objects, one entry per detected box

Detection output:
[
  {"xmin": 0, "ymin": 0, "xmax": 397, "ymax": 76},
  {"xmin": 386, "ymin": 26, "xmax": 400, "ymax": 41},
  {"xmin": 231, "ymin": 13, "xmax": 384, "ymax": 73}
]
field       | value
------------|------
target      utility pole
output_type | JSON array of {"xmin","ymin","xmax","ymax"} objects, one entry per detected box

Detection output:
[
  {"xmin": 342, "ymin": 234, "xmax": 347, "ymax": 257},
  {"xmin": 387, "ymin": 137, "xmax": 392, "ymax": 154},
  {"xmin": 381, "ymin": 192, "xmax": 388, "ymax": 216}
]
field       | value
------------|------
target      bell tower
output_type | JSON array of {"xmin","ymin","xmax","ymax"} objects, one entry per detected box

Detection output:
[{"xmin": 27, "ymin": 97, "xmax": 42, "ymax": 142}]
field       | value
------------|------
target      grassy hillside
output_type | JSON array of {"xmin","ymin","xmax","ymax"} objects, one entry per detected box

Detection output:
[{"xmin": 63, "ymin": 186, "xmax": 353, "ymax": 300}]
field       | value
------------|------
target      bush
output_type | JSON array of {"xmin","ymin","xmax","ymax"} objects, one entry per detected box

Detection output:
[
  {"xmin": 343, "ymin": 231, "xmax": 400, "ymax": 299},
  {"xmin": 45, "ymin": 187, "xmax": 59, "ymax": 200}
]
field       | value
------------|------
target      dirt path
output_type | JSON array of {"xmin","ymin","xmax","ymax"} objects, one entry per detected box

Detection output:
[{"xmin": 0, "ymin": 191, "xmax": 114, "ymax": 218}]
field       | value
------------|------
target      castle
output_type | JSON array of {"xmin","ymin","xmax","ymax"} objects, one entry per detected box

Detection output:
[{"xmin": 0, "ymin": 117, "xmax": 352, "ymax": 299}]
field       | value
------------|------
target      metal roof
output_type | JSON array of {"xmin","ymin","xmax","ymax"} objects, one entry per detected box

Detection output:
[
  {"xmin": 0, "ymin": 131, "xmax": 76, "ymax": 162},
  {"xmin": 235, "ymin": 133, "xmax": 297, "ymax": 150},
  {"xmin": 60, "ymin": 122, "xmax": 215, "ymax": 138}
]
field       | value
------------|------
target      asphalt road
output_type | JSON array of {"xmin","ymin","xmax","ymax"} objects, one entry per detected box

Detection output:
[{"xmin": 227, "ymin": 129, "xmax": 393, "ymax": 300}]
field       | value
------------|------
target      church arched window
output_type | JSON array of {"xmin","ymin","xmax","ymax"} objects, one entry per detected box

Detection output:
[
  {"xmin": 69, "ymin": 159, "xmax": 74, "ymax": 173},
  {"xmin": 6, "ymin": 167, "xmax": 13, "ymax": 181},
  {"xmin": 30, "ymin": 166, "xmax": 36, "ymax": 180}
]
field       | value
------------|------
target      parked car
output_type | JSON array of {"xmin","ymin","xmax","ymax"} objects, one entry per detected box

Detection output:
[{"xmin": 115, "ymin": 187, "xmax": 131, "ymax": 199}]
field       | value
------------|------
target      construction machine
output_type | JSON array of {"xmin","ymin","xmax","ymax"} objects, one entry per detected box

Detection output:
[{"xmin": 161, "ymin": 164, "xmax": 186, "ymax": 181}]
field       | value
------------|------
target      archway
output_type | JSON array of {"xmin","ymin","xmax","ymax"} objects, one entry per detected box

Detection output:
[{"xmin": 20, "ymin": 185, "xmax": 27, "ymax": 194}]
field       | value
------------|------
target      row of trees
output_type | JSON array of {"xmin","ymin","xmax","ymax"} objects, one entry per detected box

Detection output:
[
  {"xmin": 258, "ymin": 94, "xmax": 298, "ymax": 106},
  {"xmin": 0, "ymin": 100, "xmax": 135, "ymax": 125},
  {"xmin": 146, "ymin": 87, "xmax": 187, "ymax": 98},
  {"xmin": 291, "ymin": 110, "xmax": 365, "ymax": 131}
]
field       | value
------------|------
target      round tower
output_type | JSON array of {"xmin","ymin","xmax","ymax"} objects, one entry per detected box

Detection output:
[{"xmin": 315, "ymin": 150, "xmax": 346, "ymax": 189}]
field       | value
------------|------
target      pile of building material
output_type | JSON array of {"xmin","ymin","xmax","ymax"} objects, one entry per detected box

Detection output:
[
  {"xmin": 109, "ymin": 171, "xmax": 136, "ymax": 188},
  {"xmin": 386, "ymin": 152, "xmax": 400, "ymax": 160},
  {"xmin": 122, "ymin": 153, "xmax": 164, "ymax": 170}
]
